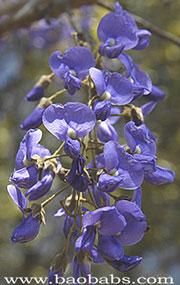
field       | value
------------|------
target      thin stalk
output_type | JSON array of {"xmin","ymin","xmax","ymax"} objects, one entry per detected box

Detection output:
[
  {"xmin": 89, "ymin": 132, "xmax": 97, "ymax": 168},
  {"xmin": 110, "ymin": 113, "xmax": 125, "ymax": 117},
  {"xmin": 54, "ymin": 141, "xmax": 65, "ymax": 155},
  {"xmin": 41, "ymin": 185, "xmax": 70, "ymax": 207},
  {"xmin": 49, "ymin": 88, "xmax": 67, "ymax": 101},
  {"xmin": 88, "ymin": 187, "xmax": 98, "ymax": 209},
  {"xmin": 43, "ymin": 154, "xmax": 60, "ymax": 161},
  {"xmin": 59, "ymin": 200, "xmax": 74, "ymax": 218},
  {"xmin": 72, "ymin": 32, "xmax": 79, "ymax": 46},
  {"xmin": 48, "ymin": 72, "xmax": 55, "ymax": 80}
]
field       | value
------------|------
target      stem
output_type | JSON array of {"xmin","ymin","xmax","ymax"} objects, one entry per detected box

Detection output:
[
  {"xmin": 48, "ymin": 72, "xmax": 55, "ymax": 80},
  {"xmin": 87, "ymin": 187, "xmax": 98, "ymax": 209},
  {"xmin": 89, "ymin": 140, "xmax": 104, "ymax": 146},
  {"xmin": 88, "ymin": 76, "xmax": 93, "ymax": 102},
  {"xmin": 110, "ymin": 113, "xmax": 125, "ymax": 117},
  {"xmin": 82, "ymin": 199, "xmax": 97, "ymax": 209},
  {"xmin": 54, "ymin": 142, "xmax": 65, "ymax": 155},
  {"xmin": 88, "ymin": 95, "xmax": 99, "ymax": 108},
  {"xmin": 89, "ymin": 132, "xmax": 97, "ymax": 168},
  {"xmin": 72, "ymin": 32, "xmax": 79, "ymax": 46},
  {"xmin": 78, "ymin": 193, "xmax": 83, "ymax": 230},
  {"xmin": 41, "ymin": 185, "xmax": 70, "ymax": 207},
  {"xmin": 94, "ymin": 124, "xmax": 98, "ymax": 142},
  {"xmin": 59, "ymin": 200, "xmax": 74, "ymax": 218},
  {"xmin": 49, "ymin": 89, "xmax": 67, "ymax": 101},
  {"xmin": 107, "ymin": 192, "xmax": 117, "ymax": 200},
  {"xmin": 96, "ymin": 52, "xmax": 102, "ymax": 65},
  {"xmin": 111, "ymin": 104, "xmax": 123, "ymax": 108},
  {"xmin": 44, "ymin": 154, "xmax": 60, "ymax": 161},
  {"xmin": 63, "ymin": 224, "xmax": 75, "ymax": 253}
]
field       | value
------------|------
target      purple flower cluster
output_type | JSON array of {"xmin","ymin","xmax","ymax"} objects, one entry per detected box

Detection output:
[{"xmin": 7, "ymin": 2, "xmax": 175, "ymax": 284}]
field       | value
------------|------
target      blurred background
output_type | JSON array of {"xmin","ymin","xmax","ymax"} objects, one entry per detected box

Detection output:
[{"xmin": 0, "ymin": 0, "xmax": 180, "ymax": 284}]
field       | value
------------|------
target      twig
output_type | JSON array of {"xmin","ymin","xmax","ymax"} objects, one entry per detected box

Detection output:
[
  {"xmin": 41, "ymin": 184, "xmax": 70, "ymax": 207},
  {"xmin": 97, "ymin": 1, "xmax": 180, "ymax": 48}
]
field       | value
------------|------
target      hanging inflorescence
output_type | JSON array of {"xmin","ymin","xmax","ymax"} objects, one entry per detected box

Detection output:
[{"xmin": 7, "ymin": 2, "xmax": 175, "ymax": 284}]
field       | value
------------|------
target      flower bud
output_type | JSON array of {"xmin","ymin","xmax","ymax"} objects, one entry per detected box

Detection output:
[
  {"xmin": 148, "ymin": 85, "xmax": 165, "ymax": 101},
  {"xmin": 64, "ymin": 136, "xmax": 80, "ymax": 159},
  {"xmin": 25, "ymin": 74, "xmax": 53, "ymax": 101},
  {"xmin": 25, "ymin": 85, "xmax": 44, "ymax": 101},
  {"xmin": 93, "ymin": 100, "xmax": 111, "ymax": 121},
  {"xmin": 11, "ymin": 214, "xmax": 40, "ymax": 243},
  {"xmin": 20, "ymin": 107, "xmax": 45, "ymax": 130},
  {"xmin": 51, "ymin": 251, "xmax": 69, "ymax": 273}
]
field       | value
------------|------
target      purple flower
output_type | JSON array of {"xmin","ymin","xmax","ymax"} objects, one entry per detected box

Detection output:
[
  {"xmin": 115, "ymin": 200, "xmax": 147, "ymax": 246},
  {"xmin": 147, "ymin": 85, "xmax": 166, "ymax": 101},
  {"xmin": 54, "ymin": 209, "xmax": 80, "ymax": 244},
  {"xmin": 10, "ymin": 129, "xmax": 56, "ymax": 200},
  {"xmin": 109, "ymin": 255, "xmax": 143, "ymax": 272},
  {"xmin": 97, "ymin": 120, "xmax": 118, "ymax": 143},
  {"xmin": 145, "ymin": 166, "xmax": 175, "ymax": 185},
  {"xmin": 132, "ymin": 187, "xmax": 142, "ymax": 209},
  {"xmin": 43, "ymin": 102, "xmax": 96, "ymax": 141},
  {"xmin": 91, "ymin": 183, "xmax": 110, "ymax": 208},
  {"xmin": 64, "ymin": 136, "xmax": 81, "ymax": 159},
  {"xmin": 141, "ymin": 101, "xmax": 157, "ymax": 117},
  {"xmin": 75, "ymin": 226, "xmax": 96, "ymax": 253},
  {"xmin": 20, "ymin": 107, "xmax": 45, "ymax": 130},
  {"xmin": 25, "ymin": 85, "xmax": 44, "ymax": 101},
  {"xmin": 7, "ymin": 184, "xmax": 40, "ymax": 243},
  {"xmin": 83, "ymin": 206, "xmax": 127, "ymax": 236},
  {"xmin": 93, "ymin": 100, "xmax": 111, "ymax": 121},
  {"xmin": 10, "ymin": 129, "xmax": 50, "ymax": 187},
  {"xmin": 89, "ymin": 247, "xmax": 104, "ymax": 264},
  {"xmin": 97, "ymin": 2, "xmax": 151, "ymax": 58},
  {"xmin": 89, "ymin": 67, "xmax": 134, "ymax": 105},
  {"xmin": 97, "ymin": 141, "xmax": 144, "ymax": 192},
  {"xmin": 97, "ymin": 235, "xmax": 124, "ymax": 261},
  {"xmin": 96, "ymin": 107, "xmax": 120, "ymax": 143},
  {"xmin": 11, "ymin": 214, "xmax": 40, "ymax": 243},
  {"xmin": 25, "ymin": 169, "xmax": 54, "ymax": 201},
  {"xmin": 7, "ymin": 184, "xmax": 27, "ymax": 213},
  {"xmin": 119, "ymin": 52, "xmax": 152, "ymax": 96},
  {"xmin": 67, "ymin": 155, "xmax": 89, "ymax": 192},
  {"xmin": 73, "ymin": 256, "xmax": 92, "ymax": 283},
  {"xmin": 49, "ymin": 46, "xmax": 95, "ymax": 95},
  {"xmin": 124, "ymin": 121, "xmax": 157, "ymax": 156},
  {"xmin": 124, "ymin": 121, "xmax": 158, "ymax": 174}
]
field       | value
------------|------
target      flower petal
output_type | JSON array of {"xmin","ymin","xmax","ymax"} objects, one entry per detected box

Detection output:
[
  {"xmin": 145, "ymin": 166, "xmax": 175, "ymax": 185},
  {"xmin": 20, "ymin": 107, "xmax": 45, "ymax": 130},
  {"xmin": 107, "ymin": 73, "xmax": 134, "ymax": 105},
  {"xmin": 10, "ymin": 165, "xmax": 38, "ymax": 189},
  {"xmin": 104, "ymin": 141, "xmax": 119, "ymax": 172},
  {"xmin": 25, "ymin": 170, "xmax": 54, "ymax": 201},
  {"xmin": 89, "ymin": 67, "xmax": 106, "ymax": 96},
  {"xmin": 64, "ymin": 102, "xmax": 96, "ymax": 138},
  {"xmin": 43, "ymin": 103, "xmax": 68, "ymax": 141},
  {"xmin": 11, "ymin": 214, "xmax": 40, "ymax": 243},
  {"xmin": 117, "ymin": 220, "xmax": 147, "ymax": 246},
  {"xmin": 7, "ymin": 184, "xmax": 27, "ymax": 211},
  {"xmin": 97, "ymin": 235, "xmax": 124, "ymax": 261}
]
